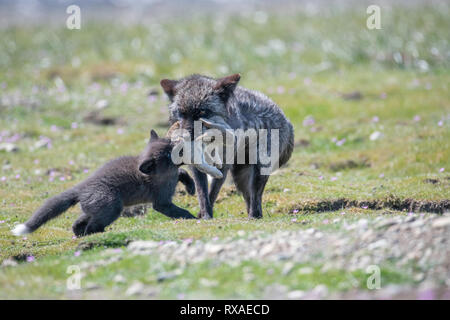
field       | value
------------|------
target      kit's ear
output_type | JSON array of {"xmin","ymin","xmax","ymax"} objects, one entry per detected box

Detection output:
[
  {"xmin": 160, "ymin": 79, "xmax": 178, "ymax": 101},
  {"xmin": 149, "ymin": 129, "xmax": 159, "ymax": 142},
  {"xmin": 139, "ymin": 159, "xmax": 156, "ymax": 175},
  {"xmin": 214, "ymin": 73, "xmax": 240, "ymax": 101}
]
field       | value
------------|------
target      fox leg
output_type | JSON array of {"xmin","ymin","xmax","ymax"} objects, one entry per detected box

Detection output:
[
  {"xmin": 191, "ymin": 167, "xmax": 213, "ymax": 219},
  {"xmin": 178, "ymin": 168, "xmax": 196, "ymax": 195},
  {"xmin": 232, "ymin": 164, "xmax": 268, "ymax": 219},
  {"xmin": 153, "ymin": 202, "xmax": 196, "ymax": 219},
  {"xmin": 249, "ymin": 168, "xmax": 269, "ymax": 219},
  {"xmin": 209, "ymin": 166, "xmax": 229, "ymax": 206},
  {"xmin": 72, "ymin": 213, "xmax": 91, "ymax": 237}
]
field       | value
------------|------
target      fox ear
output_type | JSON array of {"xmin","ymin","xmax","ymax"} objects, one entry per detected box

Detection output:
[
  {"xmin": 139, "ymin": 159, "xmax": 155, "ymax": 175},
  {"xmin": 214, "ymin": 73, "xmax": 240, "ymax": 101},
  {"xmin": 160, "ymin": 79, "xmax": 178, "ymax": 100},
  {"xmin": 149, "ymin": 129, "xmax": 159, "ymax": 142}
]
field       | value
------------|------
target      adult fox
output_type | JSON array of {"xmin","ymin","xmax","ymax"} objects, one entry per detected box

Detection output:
[{"xmin": 160, "ymin": 74, "xmax": 294, "ymax": 219}]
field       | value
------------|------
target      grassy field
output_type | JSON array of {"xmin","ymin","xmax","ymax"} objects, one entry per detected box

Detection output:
[{"xmin": 0, "ymin": 2, "xmax": 449, "ymax": 299}]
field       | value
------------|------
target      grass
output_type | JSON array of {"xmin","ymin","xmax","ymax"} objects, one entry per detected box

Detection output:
[{"xmin": 0, "ymin": 2, "xmax": 449, "ymax": 298}]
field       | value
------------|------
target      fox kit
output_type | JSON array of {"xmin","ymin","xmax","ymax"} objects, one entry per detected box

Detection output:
[{"xmin": 12, "ymin": 130, "xmax": 196, "ymax": 237}]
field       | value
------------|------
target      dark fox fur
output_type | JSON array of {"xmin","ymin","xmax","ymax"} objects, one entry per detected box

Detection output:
[
  {"xmin": 12, "ymin": 130, "xmax": 196, "ymax": 237},
  {"xmin": 160, "ymin": 73, "xmax": 294, "ymax": 219}
]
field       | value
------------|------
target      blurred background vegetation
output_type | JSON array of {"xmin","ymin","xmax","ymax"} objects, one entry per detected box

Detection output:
[{"xmin": 0, "ymin": 0, "xmax": 448, "ymax": 194}]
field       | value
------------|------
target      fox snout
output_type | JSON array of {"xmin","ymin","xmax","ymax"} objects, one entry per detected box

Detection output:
[{"xmin": 178, "ymin": 119, "xmax": 195, "ymax": 139}]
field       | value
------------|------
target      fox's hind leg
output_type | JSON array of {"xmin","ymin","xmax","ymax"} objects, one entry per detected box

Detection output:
[
  {"xmin": 80, "ymin": 196, "xmax": 123, "ymax": 236},
  {"xmin": 249, "ymin": 168, "xmax": 269, "ymax": 219},
  {"xmin": 72, "ymin": 214, "xmax": 90, "ymax": 237},
  {"xmin": 231, "ymin": 164, "xmax": 268, "ymax": 219}
]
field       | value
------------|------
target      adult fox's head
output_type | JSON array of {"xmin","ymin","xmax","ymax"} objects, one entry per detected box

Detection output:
[{"xmin": 160, "ymin": 73, "xmax": 240, "ymax": 139}]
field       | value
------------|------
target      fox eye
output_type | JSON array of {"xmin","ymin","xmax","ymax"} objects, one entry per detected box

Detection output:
[{"xmin": 198, "ymin": 109, "xmax": 209, "ymax": 118}]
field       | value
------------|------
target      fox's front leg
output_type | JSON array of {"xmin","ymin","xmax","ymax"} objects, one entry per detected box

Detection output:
[
  {"xmin": 209, "ymin": 166, "xmax": 229, "ymax": 206},
  {"xmin": 191, "ymin": 167, "xmax": 213, "ymax": 219},
  {"xmin": 178, "ymin": 168, "xmax": 196, "ymax": 195},
  {"xmin": 153, "ymin": 201, "xmax": 196, "ymax": 219}
]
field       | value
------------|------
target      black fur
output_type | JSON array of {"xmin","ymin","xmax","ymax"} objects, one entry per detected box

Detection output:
[
  {"xmin": 23, "ymin": 131, "xmax": 196, "ymax": 237},
  {"xmin": 161, "ymin": 74, "xmax": 294, "ymax": 219}
]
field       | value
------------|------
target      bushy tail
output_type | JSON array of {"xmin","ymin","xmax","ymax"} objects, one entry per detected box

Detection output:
[{"xmin": 12, "ymin": 188, "xmax": 80, "ymax": 235}]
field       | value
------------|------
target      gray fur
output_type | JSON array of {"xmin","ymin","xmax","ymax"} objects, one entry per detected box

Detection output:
[
  {"xmin": 23, "ymin": 132, "xmax": 196, "ymax": 237},
  {"xmin": 161, "ymin": 74, "xmax": 294, "ymax": 219}
]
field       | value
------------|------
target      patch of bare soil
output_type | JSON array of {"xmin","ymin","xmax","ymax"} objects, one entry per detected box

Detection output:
[
  {"xmin": 83, "ymin": 111, "xmax": 125, "ymax": 126},
  {"xmin": 341, "ymin": 91, "xmax": 363, "ymax": 100},
  {"xmin": 424, "ymin": 178, "xmax": 440, "ymax": 184},
  {"xmin": 329, "ymin": 158, "xmax": 371, "ymax": 171},
  {"xmin": 294, "ymin": 139, "xmax": 310, "ymax": 148},
  {"xmin": 290, "ymin": 196, "xmax": 450, "ymax": 214}
]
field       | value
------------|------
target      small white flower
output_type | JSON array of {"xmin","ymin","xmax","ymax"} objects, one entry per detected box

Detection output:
[{"xmin": 370, "ymin": 131, "xmax": 382, "ymax": 141}]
